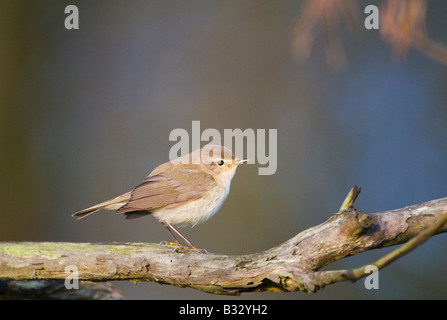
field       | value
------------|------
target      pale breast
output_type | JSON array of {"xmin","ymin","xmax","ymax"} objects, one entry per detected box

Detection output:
[{"xmin": 152, "ymin": 182, "xmax": 231, "ymax": 227}]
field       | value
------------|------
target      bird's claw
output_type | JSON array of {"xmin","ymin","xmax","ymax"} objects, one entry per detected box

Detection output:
[{"xmin": 160, "ymin": 240, "xmax": 208, "ymax": 253}]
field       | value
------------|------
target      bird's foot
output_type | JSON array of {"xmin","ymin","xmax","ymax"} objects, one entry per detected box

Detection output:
[
  {"xmin": 160, "ymin": 240, "xmax": 182, "ymax": 247},
  {"xmin": 160, "ymin": 240, "xmax": 208, "ymax": 253}
]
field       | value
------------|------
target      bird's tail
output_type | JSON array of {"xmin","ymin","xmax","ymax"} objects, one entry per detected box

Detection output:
[{"xmin": 72, "ymin": 192, "xmax": 132, "ymax": 220}]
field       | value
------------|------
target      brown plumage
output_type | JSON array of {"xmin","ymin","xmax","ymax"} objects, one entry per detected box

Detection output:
[{"xmin": 72, "ymin": 145, "xmax": 247, "ymax": 249}]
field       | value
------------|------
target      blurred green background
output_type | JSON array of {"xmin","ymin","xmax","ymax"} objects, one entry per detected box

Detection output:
[{"xmin": 1, "ymin": 0, "xmax": 447, "ymax": 299}]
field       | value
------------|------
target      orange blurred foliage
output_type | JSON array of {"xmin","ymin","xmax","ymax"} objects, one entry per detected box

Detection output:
[{"xmin": 291, "ymin": 0, "xmax": 447, "ymax": 68}]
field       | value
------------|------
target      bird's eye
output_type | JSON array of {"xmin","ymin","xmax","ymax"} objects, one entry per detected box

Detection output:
[{"xmin": 217, "ymin": 160, "xmax": 224, "ymax": 166}]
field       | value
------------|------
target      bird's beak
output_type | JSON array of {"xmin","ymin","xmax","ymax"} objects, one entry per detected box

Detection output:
[{"xmin": 234, "ymin": 158, "xmax": 249, "ymax": 165}]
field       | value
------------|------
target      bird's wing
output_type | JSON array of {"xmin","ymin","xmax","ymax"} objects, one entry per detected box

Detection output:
[{"xmin": 115, "ymin": 167, "xmax": 216, "ymax": 214}]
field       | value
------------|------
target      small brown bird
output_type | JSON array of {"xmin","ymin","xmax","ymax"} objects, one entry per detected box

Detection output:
[{"xmin": 72, "ymin": 144, "xmax": 247, "ymax": 249}]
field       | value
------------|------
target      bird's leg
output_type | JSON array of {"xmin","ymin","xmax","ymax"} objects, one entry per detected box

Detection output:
[
  {"xmin": 164, "ymin": 221, "xmax": 196, "ymax": 248},
  {"xmin": 160, "ymin": 221, "xmax": 182, "ymax": 246},
  {"xmin": 161, "ymin": 221, "xmax": 206, "ymax": 252}
]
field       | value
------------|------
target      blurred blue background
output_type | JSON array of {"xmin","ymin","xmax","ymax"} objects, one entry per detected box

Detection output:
[{"xmin": 1, "ymin": 0, "xmax": 446, "ymax": 299}]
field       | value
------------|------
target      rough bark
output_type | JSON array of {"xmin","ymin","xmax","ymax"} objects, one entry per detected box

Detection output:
[{"xmin": 1, "ymin": 194, "xmax": 446, "ymax": 296}]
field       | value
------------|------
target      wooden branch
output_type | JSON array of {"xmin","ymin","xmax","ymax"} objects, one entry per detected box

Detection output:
[{"xmin": 1, "ymin": 192, "xmax": 447, "ymax": 296}]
